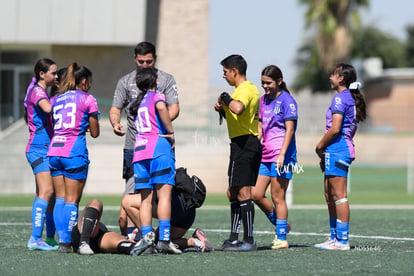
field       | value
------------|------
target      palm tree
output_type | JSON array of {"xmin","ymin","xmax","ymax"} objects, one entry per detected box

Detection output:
[{"xmin": 300, "ymin": 0, "xmax": 369, "ymax": 72}]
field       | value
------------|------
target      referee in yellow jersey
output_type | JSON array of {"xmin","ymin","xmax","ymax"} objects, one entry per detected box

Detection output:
[{"xmin": 214, "ymin": 54, "xmax": 262, "ymax": 252}]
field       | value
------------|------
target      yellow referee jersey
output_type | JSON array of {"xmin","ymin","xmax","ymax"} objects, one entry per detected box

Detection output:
[{"xmin": 224, "ymin": 81, "xmax": 260, "ymax": 139}]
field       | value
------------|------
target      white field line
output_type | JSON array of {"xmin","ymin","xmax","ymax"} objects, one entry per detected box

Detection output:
[
  {"xmin": 1, "ymin": 222, "xmax": 413, "ymax": 242},
  {"xmin": 1, "ymin": 204, "xmax": 414, "ymax": 211}
]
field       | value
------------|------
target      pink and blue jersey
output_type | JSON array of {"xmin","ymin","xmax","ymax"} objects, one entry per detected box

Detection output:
[
  {"xmin": 259, "ymin": 91, "xmax": 297, "ymax": 162},
  {"xmin": 325, "ymin": 89, "xmax": 357, "ymax": 158},
  {"xmin": 132, "ymin": 91, "xmax": 173, "ymax": 163},
  {"xmin": 24, "ymin": 84, "xmax": 53, "ymax": 152},
  {"xmin": 47, "ymin": 90, "xmax": 100, "ymax": 157}
]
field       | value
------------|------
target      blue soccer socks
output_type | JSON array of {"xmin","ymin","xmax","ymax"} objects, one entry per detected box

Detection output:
[
  {"xmin": 329, "ymin": 217, "xmax": 337, "ymax": 240},
  {"xmin": 31, "ymin": 197, "xmax": 48, "ymax": 239},
  {"xmin": 266, "ymin": 209, "xmax": 277, "ymax": 226},
  {"xmin": 276, "ymin": 219, "xmax": 288, "ymax": 241},
  {"xmin": 336, "ymin": 219, "xmax": 349, "ymax": 244},
  {"xmin": 61, "ymin": 202, "xmax": 78, "ymax": 243},
  {"xmin": 53, "ymin": 197, "xmax": 65, "ymax": 242},
  {"xmin": 158, "ymin": 219, "xmax": 171, "ymax": 241},
  {"xmin": 45, "ymin": 210, "xmax": 55, "ymax": 239},
  {"xmin": 141, "ymin": 225, "xmax": 153, "ymax": 236}
]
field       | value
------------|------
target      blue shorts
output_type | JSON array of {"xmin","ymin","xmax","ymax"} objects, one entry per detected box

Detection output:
[
  {"xmin": 324, "ymin": 152, "xmax": 354, "ymax": 177},
  {"xmin": 49, "ymin": 155, "xmax": 90, "ymax": 180},
  {"xmin": 26, "ymin": 147, "xmax": 50, "ymax": 174},
  {"xmin": 134, "ymin": 155, "xmax": 175, "ymax": 190},
  {"xmin": 259, "ymin": 161, "xmax": 294, "ymax": 180}
]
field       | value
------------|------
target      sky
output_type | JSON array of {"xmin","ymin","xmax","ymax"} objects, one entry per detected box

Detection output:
[{"xmin": 209, "ymin": 0, "xmax": 414, "ymax": 88}]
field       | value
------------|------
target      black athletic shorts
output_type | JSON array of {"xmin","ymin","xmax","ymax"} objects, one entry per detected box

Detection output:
[
  {"xmin": 228, "ymin": 134, "xmax": 262, "ymax": 187},
  {"xmin": 71, "ymin": 222, "xmax": 108, "ymax": 253},
  {"xmin": 122, "ymin": 148, "xmax": 134, "ymax": 180},
  {"xmin": 170, "ymin": 190, "xmax": 196, "ymax": 229}
]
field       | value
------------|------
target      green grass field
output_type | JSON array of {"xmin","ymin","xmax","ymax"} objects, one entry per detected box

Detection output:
[
  {"xmin": 1, "ymin": 165, "xmax": 413, "ymax": 207},
  {"xmin": 0, "ymin": 207, "xmax": 413, "ymax": 275},
  {"xmin": 1, "ymin": 165, "xmax": 413, "ymax": 275}
]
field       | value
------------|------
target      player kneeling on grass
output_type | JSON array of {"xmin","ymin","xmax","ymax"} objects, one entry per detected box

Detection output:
[{"xmin": 71, "ymin": 199, "xmax": 137, "ymax": 255}]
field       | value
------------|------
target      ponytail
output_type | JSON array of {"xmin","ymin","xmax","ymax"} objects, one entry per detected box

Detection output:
[
  {"xmin": 129, "ymin": 92, "xmax": 147, "ymax": 116},
  {"xmin": 350, "ymin": 86, "xmax": 367, "ymax": 122},
  {"xmin": 129, "ymin": 68, "xmax": 157, "ymax": 115},
  {"xmin": 280, "ymin": 81, "xmax": 290, "ymax": 94},
  {"xmin": 335, "ymin": 63, "xmax": 367, "ymax": 122},
  {"xmin": 58, "ymin": 63, "xmax": 77, "ymax": 95},
  {"xmin": 57, "ymin": 62, "xmax": 92, "ymax": 95}
]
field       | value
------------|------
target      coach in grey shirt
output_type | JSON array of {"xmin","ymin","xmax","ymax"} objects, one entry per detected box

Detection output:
[{"xmin": 109, "ymin": 41, "xmax": 179, "ymax": 235}]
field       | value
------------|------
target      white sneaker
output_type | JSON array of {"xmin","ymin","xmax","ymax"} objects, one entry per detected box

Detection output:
[
  {"xmin": 130, "ymin": 232, "xmax": 155, "ymax": 256},
  {"xmin": 314, "ymin": 237, "xmax": 336, "ymax": 249},
  {"xmin": 318, "ymin": 240, "xmax": 350, "ymax": 251},
  {"xmin": 78, "ymin": 241, "xmax": 94, "ymax": 255},
  {"xmin": 156, "ymin": 240, "xmax": 182, "ymax": 254}
]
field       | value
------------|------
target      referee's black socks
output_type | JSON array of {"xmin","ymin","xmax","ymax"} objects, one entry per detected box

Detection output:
[{"xmin": 240, "ymin": 199, "xmax": 255, "ymax": 244}]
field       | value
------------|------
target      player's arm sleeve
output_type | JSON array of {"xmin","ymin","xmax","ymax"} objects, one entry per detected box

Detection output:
[
  {"xmin": 112, "ymin": 78, "xmax": 128, "ymax": 109},
  {"xmin": 283, "ymin": 100, "xmax": 298, "ymax": 121},
  {"xmin": 331, "ymin": 95, "xmax": 346, "ymax": 115},
  {"xmin": 88, "ymin": 95, "xmax": 101, "ymax": 120}
]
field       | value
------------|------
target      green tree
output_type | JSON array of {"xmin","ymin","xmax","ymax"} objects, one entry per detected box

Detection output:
[
  {"xmin": 294, "ymin": 0, "xmax": 369, "ymax": 92},
  {"xmin": 300, "ymin": 0, "xmax": 368, "ymax": 71},
  {"xmin": 405, "ymin": 25, "xmax": 414, "ymax": 67},
  {"xmin": 294, "ymin": 39, "xmax": 329, "ymax": 92},
  {"xmin": 352, "ymin": 26, "xmax": 406, "ymax": 68}
]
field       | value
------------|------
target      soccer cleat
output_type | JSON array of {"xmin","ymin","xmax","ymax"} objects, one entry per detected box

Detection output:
[
  {"xmin": 45, "ymin": 237, "xmax": 59, "ymax": 247},
  {"xmin": 314, "ymin": 237, "xmax": 336, "ymax": 249},
  {"xmin": 130, "ymin": 232, "xmax": 155, "ymax": 256},
  {"xmin": 225, "ymin": 240, "xmax": 257, "ymax": 252},
  {"xmin": 27, "ymin": 237, "xmax": 58, "ymax": 251},
  {"xmin": 156, "ymin": 240, "xmax": 182, "ymax": 254},
  {"xmin": 192, "ymin": 228, "xmax": 213, "ymax": 252},
  {"xmin": 318, "ymin": 240, "xmax": 350, "ymax": 251},
  {"xmin": 271, "ymin": 238, "xmax": 289, "ymax": 249},
  {"xmin": 58, "ymin": 242, "xmax": 73, "ymax": 253},
  {"xmin": 142, "ymin": 244, "xmax": 158, "ymax": 255},
  {"xmin": 78, "ymin": 241, "xmax": 94, "ymax": 255},
  {"xmin": 215, "ymin": 239, "xmax": 240, "ymax": 251},
  {"xmin": 128, "ymin": 228, "xmax": 142, "ymax": 242},
  {"xmin": 287, "ymin": 223, "xmax": 291, "ymax": 233}
]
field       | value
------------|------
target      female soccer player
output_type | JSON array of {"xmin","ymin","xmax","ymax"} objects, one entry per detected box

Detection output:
[
  {"xmin": 24, "ymin": 58, "xmax": 58, "ymax": 251},
  {"xmin": 314, "ymin": 63, "xmax": 366, "ymax": 250},
  {"xmin": 47, "ymin": 62, "xmax": 100, "ymax": 253},
  {"xmin": 252, "ymin": 65, "xmax": 298, "ymax": 250},
  {"xmin": 71, "ymin": 199, "xmax": 137, "ymax": 255},
  {"xmin": 128, "ymin": 67, "xmax": 179, "ymax": 255}
]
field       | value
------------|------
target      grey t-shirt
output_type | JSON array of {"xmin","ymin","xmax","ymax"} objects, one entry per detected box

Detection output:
[{"xmin": 111, "ymin": 68, "xmax": 179, "ymax": 149}]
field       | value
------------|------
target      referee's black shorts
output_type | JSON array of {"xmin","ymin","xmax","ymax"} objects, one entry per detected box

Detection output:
[{"xmin": 228, "ymin": 134, "xmax": 262, "ymax": 187}]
